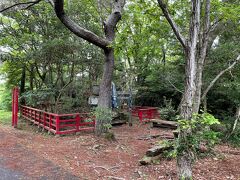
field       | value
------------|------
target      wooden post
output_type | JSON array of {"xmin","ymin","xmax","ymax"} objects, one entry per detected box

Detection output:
[
  {"xmin": 12, "ymin": 87, "xmax": 19, "ymax": 128},
  {"xmin": 76, "ymin": 114, "xmax": 80, "ymax": 132},
  {"xmin": 56, "ymin": 115, "xmax": 60, "ymax": 134}
]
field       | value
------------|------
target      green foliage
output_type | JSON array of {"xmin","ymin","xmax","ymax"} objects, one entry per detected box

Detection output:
[
  {"xmin": 104, "ymin": 131, "xmax": 116, "ymax": 141},
  {"xmin": 0, "ymin": 84, "xmax": 12, "ymax": 110},
  {"xmin": 0, "ymin": 110, "xmax": 12, "ymax": 125},
  {"xmin": 21, "ymin": 89, "xmax": 56, "ymax": 108},
  {"xmin": 157, "ymin": 140, "xmax": 177, "ymax": 159},
  {"xmin": 177, "ymin": 113, "xmax": 221, "ymax": 156},
  {"xmin": 159, "ymin": 97, "xmax": 176, "ymax": 121}
]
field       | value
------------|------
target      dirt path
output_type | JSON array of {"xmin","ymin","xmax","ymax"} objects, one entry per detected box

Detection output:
[{"xmin": 0, "ymin": 122, "xmax": 239, "ymax": 180}]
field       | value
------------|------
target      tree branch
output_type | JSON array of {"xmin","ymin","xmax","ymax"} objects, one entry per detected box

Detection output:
[
  {"xmin": 51, "ymin": 0, "xmax": 110, "ymax": 50},
  {"xmin": 104, "ymin": 0, "xmax": 124, "ymax": 41},
  {"xmin": 0, "ymin": 0, "xmax": 42, "ymax": 13},
  {"xmin": 166, "ymin": 78, "xmax": 183, "ymax": 94},
  {"xmin": 157, "ymin": 0, "xmax": 186, "ymax": 49},
  {"xmin": 201, "ymin": 55, "xmax": 240, "ymax": 100}
]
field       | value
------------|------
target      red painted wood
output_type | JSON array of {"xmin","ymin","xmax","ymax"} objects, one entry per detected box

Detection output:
[
  {"xmin": 132, "ymin": 106, "xmax": 160, "ymax": 123},
  {"xmin": 12, "ymin": 87, "xmax": 19, "ymax": 128},
  {"xmin": 20, "ymin": 105, "xmax": 95, "ymax": 135}
]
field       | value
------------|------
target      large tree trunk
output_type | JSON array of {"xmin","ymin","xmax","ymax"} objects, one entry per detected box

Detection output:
[
  {"xmin": 177, "ymin": 49, "xmax": 197, "ymax": 180},
  {"xmin": 95, "ymin": 49, "xmax": 114, "ymax": 136},
  {"xmin": 96, "ymin": 1, "xmax": 120, "ymax": 134},
  {"xmin": 98, "ymin": 49, "xmax": 114, "ymax": 108},
  {"xmin": 177, "ymin": 0, "xmax": 200, "ymax": 178}
]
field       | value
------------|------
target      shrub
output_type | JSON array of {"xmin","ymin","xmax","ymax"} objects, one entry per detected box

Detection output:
[
  {"xmin": 159, "ymin": 97, "xmax": 176, "ymax": 121},
  {"xmin": 177, "ymin": 113, "xmax": 221, "ymax": 157},
  {"xmin": 0, "ymin": 88, "xmax": 12, "ymax": 110}
]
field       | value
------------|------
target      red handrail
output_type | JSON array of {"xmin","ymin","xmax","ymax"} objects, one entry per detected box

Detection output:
[{"xmin": 21, "ymin": 105, "xmax": 95, "ymax": 135}]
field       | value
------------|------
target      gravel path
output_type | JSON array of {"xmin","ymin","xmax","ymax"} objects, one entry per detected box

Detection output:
[{"xmin": 0, "ymin": 163, "xmax": 24, "ymax": 180}]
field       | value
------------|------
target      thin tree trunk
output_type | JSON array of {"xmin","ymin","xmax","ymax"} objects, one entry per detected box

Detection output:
[
  {"xmin": 203, "ymin": 97, "xmax": 207, "ymax": 112},
  {"xmin": 29, "ymin": 65, "xmax": 34, "ymax": 91},
  {"xmin": 228, "ymin": 107, "xmax": 240, "ymax": 137},
  {"xmin": 20, "ymin": 64, "xmax": 26, "ymax": 105},
  {"xmin": 193, "ymin": 0, "xmax": 211, "ymax": 114},
  {"xmin": 20, "ymin": 64, "xmax": 26, "ymax": 95}
]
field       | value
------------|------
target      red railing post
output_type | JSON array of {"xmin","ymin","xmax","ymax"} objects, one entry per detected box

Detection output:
[
  {"xmin": 55, "ymin": 115, "xmax": 60, "ymax": 134},
  {"xmin": 49, "ymin": 115, "xmax": 52, "ymax": 130},
  {"xmin": 138, "ymin": 110, "xmax": 143, "ymax": 123},
  {"xmin": 43, "ymin": 112, "xmax": 46, "ymax": 128},
  {"xmin": 34, "ymin": 110, "xmax": 37, "ymax": 124},
  {"xmin": 93, "ymin": 116, "xmax": 96, "ymax": 128},
  {"xmin": 15, "ymin": 88, "xmax": 19, "ymax": 127},
  {"xmin": 12, "ymin": 87, "xmax": 19, "ymax": 128},
  {"xmin": 12, "ymin": 88, "xmax": 14, "ymax": 126},
  {"xmin": 76, "ymin": 114, "xmax": 80, "ymax": 132}
]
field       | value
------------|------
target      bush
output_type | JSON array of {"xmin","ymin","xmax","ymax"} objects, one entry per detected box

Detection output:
[
  {"xmin": 21, "ymin": 89, "xmax": 56, "ymax": 109},
  {"xmin": 159, "ymin": 97, "xmax": 176, "ymax": 121},
  {"xmin": 0, "ymin": 87, "xmax": 12, "ymax": 111},
  {"xmin": 177, "ymin": 113, "xmax": 221, "ymax": 156}
]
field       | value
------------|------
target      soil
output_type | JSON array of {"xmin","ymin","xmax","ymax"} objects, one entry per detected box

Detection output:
[{"xmin": 0, "ymin": 120, "xmax": 239, "ymax": 180}]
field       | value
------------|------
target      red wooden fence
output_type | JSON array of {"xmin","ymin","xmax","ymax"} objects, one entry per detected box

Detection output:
[
  {"xmin": 21, "ymin": 106, "xmax": 95, "ymax": 135},
  {"xmin": 12, "ymin": 87, "xmax": 19, "ymax": 128},
  {"xmin": 131, "ymin": 106, "xmax": 160, "ymax": 122}
]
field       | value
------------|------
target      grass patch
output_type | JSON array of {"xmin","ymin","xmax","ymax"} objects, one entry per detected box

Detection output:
[{"xmin": 0, "ymin": 110, "xmax": 12, "ymax": 125}]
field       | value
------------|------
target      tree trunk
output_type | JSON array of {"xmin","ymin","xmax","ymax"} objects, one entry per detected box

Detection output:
[
  {"xmin": 29, "ymin": 65, "xmax": 34, "ymax": 91},
  {"xmin": 98, "ymin": 49, "xmax": 114, "ymax": 108},
  {"xmin": 20, "ymin": 64, "xmax": 26, "ymax": 95},
  {"xmin": 95, "ymin": 50, "xmax": 114, "ymax": 136},
  {"xmin": 228, "ymin": 107, "xmax": 240, "ymax": 137},
  {"xmin": 20, "ymin": 64, "xmax": 26, "ymax": 105},
  {"xmin": 193, "ymin": 0, "xmax": 210, "ymax": 114},
  {"xmin": 177, "ymin": 48, "xmax": 197, "ymax": 180},
  {"xmin": 177, "ymin": 0, "xmax": 200, "ymax": 178}
]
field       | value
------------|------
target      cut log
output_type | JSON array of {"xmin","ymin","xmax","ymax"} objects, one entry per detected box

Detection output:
[
  {"xmin": 111, "ymin": 119, "xmax": 127, "ymax": 126},
  {"xmin": 139, "ymin": 155, "xmax": 161, "ymax": 165},
  {"xmin": 151, "ymin": 119, "xmax": 178, "ymax": 129},
  {"xmin": 146, "ymin": 143, "xmax": 173, "ymax": 157}
]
